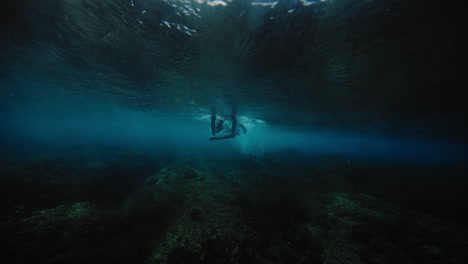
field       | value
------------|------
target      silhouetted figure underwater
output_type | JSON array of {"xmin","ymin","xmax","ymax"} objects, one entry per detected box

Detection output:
[{"xmin": 209, "ymin": 108, "xmax": 247, "ymax": 141}]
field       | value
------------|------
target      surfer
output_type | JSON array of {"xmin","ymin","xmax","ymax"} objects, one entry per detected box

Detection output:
[{"xmin": 209, "ymin": 108, "xmax": 247, "ymax": 141}]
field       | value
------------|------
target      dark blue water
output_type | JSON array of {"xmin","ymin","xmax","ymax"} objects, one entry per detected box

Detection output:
[{"xmin": 1, "ymin": 1, "xmax": 467, "ymax": 263}]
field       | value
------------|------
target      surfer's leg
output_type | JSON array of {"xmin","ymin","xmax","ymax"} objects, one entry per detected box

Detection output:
[
  {"xmin": 211, "ymin": 107, "xmax": 216, "ymax": 136},
  {"xmin": 231, "ymin": 114, "xmax": 237, "ymax": 136},
  {"xmin": 239, "ymin": 123, "xmax": 247, "ymax": 134}
]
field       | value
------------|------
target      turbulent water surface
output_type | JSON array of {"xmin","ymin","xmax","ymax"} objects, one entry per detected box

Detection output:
[{"xmin": 1, "ymin": 0, "xmax": 467, "ymax": 263}]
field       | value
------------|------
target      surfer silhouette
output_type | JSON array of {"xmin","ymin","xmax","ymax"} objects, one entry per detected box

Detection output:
[{"xmin": 209, "ymin": 107, "xmax": 247, "ymax": 141}]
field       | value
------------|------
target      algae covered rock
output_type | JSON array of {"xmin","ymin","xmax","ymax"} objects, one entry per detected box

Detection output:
[
  {"xmin": 303, "ymin": 193, "xmax": 468, "ymax": 264},
  {"xmin": 0, "ymin": 157, "xmax": 155, "ymax": 217},
  {"xmin": 2, "ymin": 201, "xmax": 128, "ymax": 263},
  {"xmin": 121, "ymin": 157, "xmax": 468, "ymax": 264},
  {"xmin": 123, "ymin": 160, "xmax": 250, "ymax": 264},
  {"xmin": 2, "ymin": 154, "xmax": 467, "ymax": 264}
]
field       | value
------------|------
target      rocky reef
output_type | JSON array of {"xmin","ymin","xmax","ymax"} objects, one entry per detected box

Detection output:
[{"xmin": 1, "ymin": 151, "xmax": 467, "ymax": 263}]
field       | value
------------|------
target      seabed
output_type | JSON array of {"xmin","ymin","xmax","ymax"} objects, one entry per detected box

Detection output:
[{"xmin": 1, "ymin": 150, "xmax": 467, "ymax": 264}]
